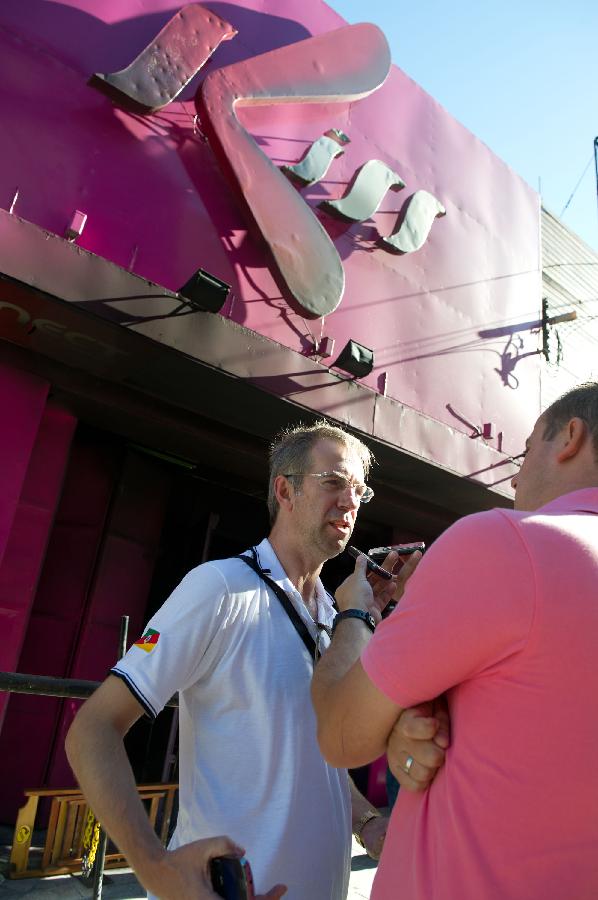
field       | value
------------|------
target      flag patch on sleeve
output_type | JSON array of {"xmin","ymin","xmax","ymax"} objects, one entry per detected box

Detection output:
[{"xmin": 134, "ymin": 628, "xmax": 160, "ymax": 653}]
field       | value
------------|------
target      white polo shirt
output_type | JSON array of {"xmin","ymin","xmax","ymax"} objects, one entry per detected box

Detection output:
[{"xmin": 112, "ymin": 539, "xmax": 351, "ymax": 899}]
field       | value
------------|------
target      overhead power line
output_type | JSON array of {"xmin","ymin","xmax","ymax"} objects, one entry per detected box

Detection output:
[{"xmin": 560, "ymin": 152, "xmax": 594, "ymax": 218}]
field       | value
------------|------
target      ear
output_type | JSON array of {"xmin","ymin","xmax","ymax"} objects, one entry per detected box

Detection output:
[
  {"xmin": 273, "ymin": 474, "xmax": 296, "ymax": 513},
  {"xmin": 556, "ymin": 417, "xmax": 587, "ymax": 463}
]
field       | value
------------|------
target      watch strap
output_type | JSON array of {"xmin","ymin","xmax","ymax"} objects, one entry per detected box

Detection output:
[
  {"xmin": 353, "ymin": 809, "xmax": 380, "ymax": 847},
  {"xmin": 331, "ymin": 608, "xmax": 376, "ymax": 637}
]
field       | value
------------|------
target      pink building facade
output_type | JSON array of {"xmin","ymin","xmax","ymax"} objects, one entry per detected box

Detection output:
[{"xmin": 0, "ymin": 0, "xmax": 541, "ymax": 821}]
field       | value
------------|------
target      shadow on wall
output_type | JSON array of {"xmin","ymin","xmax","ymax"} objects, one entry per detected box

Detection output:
[{"xmin": 0, "ymin": 1, "xmax": 312, "ymax": 91}]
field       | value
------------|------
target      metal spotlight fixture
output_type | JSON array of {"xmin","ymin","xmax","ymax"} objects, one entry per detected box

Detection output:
[
  {"xmin": 178, "ymin": 268, "xmax": 230, "ymax": 313},
  {"xmin": 332, "ymin": 340, "xmax": 374, "ymax": 378}
]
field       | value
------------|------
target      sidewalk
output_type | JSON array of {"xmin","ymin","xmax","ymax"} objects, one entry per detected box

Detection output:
[
  {"xmin": 0, "ymin": 839, "xmax": 377, "ymax": 899},
  {"xmin": 347, "ymin": 838, "xmax": 378, "ymax": 899}
]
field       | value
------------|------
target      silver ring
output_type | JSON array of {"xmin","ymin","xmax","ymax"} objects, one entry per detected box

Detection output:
[{"xmin": 403, "ymin": 755, "xmax": 414, "ymax": 775}]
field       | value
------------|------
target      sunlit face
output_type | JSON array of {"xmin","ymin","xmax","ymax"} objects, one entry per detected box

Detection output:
[
  {"xmin": 288, "ymin": 438, "xmax": 366, "ymax": 561},
  {"xmin": 511, "ymin": 414, "xmax": 559, "ymax": 511}
]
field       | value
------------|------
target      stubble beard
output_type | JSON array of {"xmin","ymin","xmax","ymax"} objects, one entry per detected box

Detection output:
[{"xmin": 311, "ymin": 521, "xmax": 353, "ymax": 563}]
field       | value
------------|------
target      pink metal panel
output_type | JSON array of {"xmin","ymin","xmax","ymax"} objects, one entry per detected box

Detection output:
[
  {"xmin": 46, "ymin": 450, "xmax": 171, "ymax": 790},
  {"xmin": 0, "ymin": 618, "xmax": 71, "ymax": 819},
  {"xmin": 0, "ymin": 438, "xmax": 168, "ymax": 817},
  {"xmin": 0, "ymin": 402, "xmax": 76, "ymax": 730},
  {"xmin": 0, "ymin": 0, "xmax": 542, "ymax": 465},
  {"xmin": 0, "ymin": 363, "xmax": 48, "ymax": 570},
  {"xmin": 0, "ymin": 432, "xmax": 121, "ymax": 820}
]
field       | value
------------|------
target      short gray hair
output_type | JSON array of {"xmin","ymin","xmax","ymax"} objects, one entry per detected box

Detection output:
[
  {"xmin": 542, "ymin": 382, "xmax": 598, "ymax": 461},
  {"xmin": 267, "ymin": 420, "xmax": 373, "ymax": 524}
]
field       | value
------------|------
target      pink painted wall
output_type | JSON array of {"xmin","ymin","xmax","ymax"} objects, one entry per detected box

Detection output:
[{"xmin": 0, "ymin": 0, "xmax": 541, "ymax": 459}]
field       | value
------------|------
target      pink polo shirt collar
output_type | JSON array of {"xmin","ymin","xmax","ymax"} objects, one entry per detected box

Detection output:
[{"xmin": 535, "ymin": 487, "xmax": 598, "ymax": 515}]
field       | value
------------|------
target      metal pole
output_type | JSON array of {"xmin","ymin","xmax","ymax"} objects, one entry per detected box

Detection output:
[
  {"xmin": 91, "ymin": 615, "xmax": 130, "ymax": 900},
  {"xmin": 0, "ymin": 670, "xmax": 177, "ymax": 707},
  {"xmin": 118, "ymin": 615, "xmax": 130, "ymax": 660},
  {"xmin": 0, "ymin": 672, "xmax": 99, "ymax": 699}
]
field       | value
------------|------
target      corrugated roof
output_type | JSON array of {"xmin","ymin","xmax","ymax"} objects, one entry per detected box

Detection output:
[{"xmin": 540, "ymin": 208, "xmax": 598, "ymax": 407}]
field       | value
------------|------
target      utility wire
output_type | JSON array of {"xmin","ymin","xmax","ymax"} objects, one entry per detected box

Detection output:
[{"xmin": 560, "ymin": 153, "xmax": 594, "ymax": 218}]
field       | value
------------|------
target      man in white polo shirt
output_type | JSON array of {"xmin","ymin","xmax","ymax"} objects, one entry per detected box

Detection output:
[{"xmin": 66, "ymin": 421, "xmax": 422, "ymax": 899}]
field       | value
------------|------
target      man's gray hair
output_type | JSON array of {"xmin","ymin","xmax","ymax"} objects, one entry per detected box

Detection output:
[
  {"xmin": 267, "ymin": 420, "xmax": 374, "ymax": 524},
  {"xmin": 542, "ymin": 382, "xmax": 598, "ymax": 460}
]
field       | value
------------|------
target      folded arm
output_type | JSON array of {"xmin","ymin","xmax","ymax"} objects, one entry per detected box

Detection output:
[{"xmin": 387, "ymin": 698, "xmax": 450, "ymax": 791}]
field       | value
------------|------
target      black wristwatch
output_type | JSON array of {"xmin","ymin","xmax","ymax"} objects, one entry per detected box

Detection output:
[{"xmin": 331, "ymin": 609, "xmax": 376, "ymax": 637}]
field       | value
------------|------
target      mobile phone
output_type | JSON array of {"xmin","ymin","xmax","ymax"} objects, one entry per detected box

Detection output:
[
  {"xmin": 210, "ymin": 856, "xmax": 255, "ymax": 900},
  {"xmin": 347, "ymin": 545, "xmax": 393, "ymax": 580},
  {"xmin": 368, "ymin": 543, "xmax": 425, "ymax": 562}
]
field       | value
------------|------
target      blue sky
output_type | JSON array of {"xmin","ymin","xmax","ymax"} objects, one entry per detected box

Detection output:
[{"xmin": 333, "ymin": 0, "xmax": 598, "ymax": 251}]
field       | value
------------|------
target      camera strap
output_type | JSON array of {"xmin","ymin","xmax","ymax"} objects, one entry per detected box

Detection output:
[{"xmin": 237, "ymin": 547, "xmax": 317, "ymax": 664}]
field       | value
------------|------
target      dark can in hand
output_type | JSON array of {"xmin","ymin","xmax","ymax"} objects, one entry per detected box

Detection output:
[{"xmin": 210, "ymin": 856, "xmax": 255, "ymax": 900}]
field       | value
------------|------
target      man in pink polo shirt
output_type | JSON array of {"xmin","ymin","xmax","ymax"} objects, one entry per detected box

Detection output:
[{"xmin": 313, "ymin": 382, "xmax": 598, "ymax": 899}]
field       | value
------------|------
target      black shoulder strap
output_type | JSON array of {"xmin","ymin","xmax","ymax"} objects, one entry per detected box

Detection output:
[{"xmin": 237, "ymin": 548, "xmax": 317, "ymax": 663}]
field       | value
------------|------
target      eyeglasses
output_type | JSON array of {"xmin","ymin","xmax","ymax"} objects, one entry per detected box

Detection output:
[
  {"xmin": 508, "ymin": 451, "xmax": 528, "ymax": 469},
  {"xmin": 284, "ymin": 471, "xmax": 374, "ymax": 503}
]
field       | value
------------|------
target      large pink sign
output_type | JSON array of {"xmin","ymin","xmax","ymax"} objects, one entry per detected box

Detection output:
[{"xmin": 0, "ymin": 0, "xmax": 541, "ymax": 459}]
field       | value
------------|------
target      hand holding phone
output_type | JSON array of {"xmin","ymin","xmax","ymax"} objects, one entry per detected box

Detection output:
[
  {"xmin": 368, "ymin": 543, "xmax": 425, "ymax": 562},
  {"xmin": 210, "ymin": 856, "xmax": 255, "ymax": 899},
  {"xmin": 346, "ymin": 545, "xmax": 393, "ymax": 580}
]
